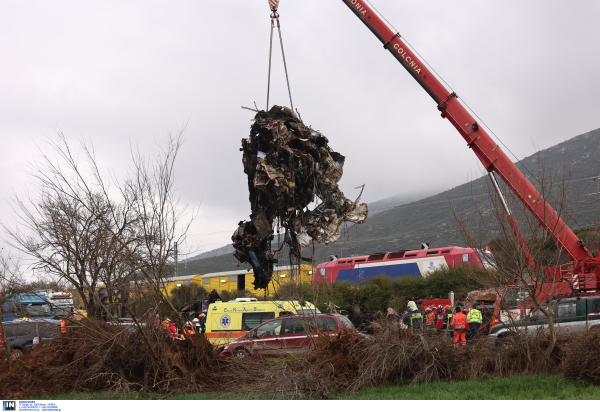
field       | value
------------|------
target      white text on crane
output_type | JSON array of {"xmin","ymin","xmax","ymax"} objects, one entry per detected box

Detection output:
[
  {"xmin": 349, "ymin": 0, "xmax": 368, "ymax": 16},
  {"xmin": 393, "ymin": 44, "xmax": 422, "ymax": 74}
]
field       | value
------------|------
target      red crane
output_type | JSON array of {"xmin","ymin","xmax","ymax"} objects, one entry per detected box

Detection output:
[{"xmin": 339, "ymin": 0, "xmax": 599, "ymax": 290}]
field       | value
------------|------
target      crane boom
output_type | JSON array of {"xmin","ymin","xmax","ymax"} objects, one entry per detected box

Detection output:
[{"xmin": 341, "ymin": 0, "xmax": 593, "ymax": 263}]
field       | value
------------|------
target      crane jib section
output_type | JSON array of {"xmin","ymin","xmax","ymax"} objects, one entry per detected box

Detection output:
[{"xmin": 341, "ymin": 0, "xmax": 592, "ymax": 263}]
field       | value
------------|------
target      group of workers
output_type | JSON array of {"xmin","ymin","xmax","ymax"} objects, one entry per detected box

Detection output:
[
  {"xmin": 156, "ymin": 312, "xmax": 207, "ymax": 340},
  {"xmin": 402, "ymin": 301, "xmax": 483, "ymax": 348}
]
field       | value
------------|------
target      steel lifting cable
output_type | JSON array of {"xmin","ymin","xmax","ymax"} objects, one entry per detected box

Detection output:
[{"xmin": 266, "ymin": 1, "xmax": 294, "ymax": 112}]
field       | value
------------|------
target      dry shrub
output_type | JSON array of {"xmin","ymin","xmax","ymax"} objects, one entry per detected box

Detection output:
[
  {"xmin": 298, "ymin": 326, "xmax": 563, "ymax": 393},
  {"xmin": 0, "ymin": 318, "xmax": 226, "ymax": 398},
  {"xmin": 0, "ymin": 321, "xmax": 597, "ymax": 400},
  {"xmin": 222, "ymin": 325, "xmax": 568, "ymax": 398},
  {"xmin": 562, "ymin": 328, "xmax": 600, "ymax": 385}
]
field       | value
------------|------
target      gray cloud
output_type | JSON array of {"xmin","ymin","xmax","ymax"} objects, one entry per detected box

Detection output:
[{"xmin": 1, "ymin": 0, "xmax": 599, "ymax": 257}]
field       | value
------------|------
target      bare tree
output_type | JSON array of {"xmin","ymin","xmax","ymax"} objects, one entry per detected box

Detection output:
[
  {"xmin": 2, "ymin": 129, "xmax": 198, "ymax": 362},
  {"xmin": 452, "ymin": 154, "xmax": 581, "ymax": 357}
]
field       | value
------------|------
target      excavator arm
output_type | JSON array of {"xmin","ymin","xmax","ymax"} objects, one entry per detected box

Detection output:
[{"xmin": 340, "ymin": 0, "xmax": 593, "ymax": 263}]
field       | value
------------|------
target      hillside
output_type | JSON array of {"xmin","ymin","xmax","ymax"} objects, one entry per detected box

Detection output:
[
  {"xmin": 178, "ymin": 127, "xmax": 600, "ymax": 276},
  {"xmin": 183, "ymin": 244, "xmax": 234, "ymax": 262}
]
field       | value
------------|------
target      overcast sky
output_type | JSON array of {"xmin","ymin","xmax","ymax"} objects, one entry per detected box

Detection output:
[{"xmin": 2, "ymin": 0, "xmax": 600, "ymax": 262}]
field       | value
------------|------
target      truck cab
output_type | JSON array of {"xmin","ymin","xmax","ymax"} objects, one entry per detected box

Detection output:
[
  {"xmin": 488, "ymin": 296, "xmax": 600, "ymax": 344},
  {"xmin": 2, "ymin": 293, "xmax": 54, "ymax": 322}
]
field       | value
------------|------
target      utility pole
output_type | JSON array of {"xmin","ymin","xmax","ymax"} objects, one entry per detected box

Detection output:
[
  {"xmin": 339, "ymin": 247, "xmax": 352, "ymax": 258},
  {"xmin": 174, "ymin": 242, "xmax": 178, "ymax": 278},
  {"xmin": 590, "ymin": 176, "xmax": 600, "ymax": 196}
]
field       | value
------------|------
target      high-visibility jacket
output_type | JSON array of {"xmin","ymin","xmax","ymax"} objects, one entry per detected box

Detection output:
[
  {"xmin": 425, "ymin": 312, "xmax": 435, "ymax": 327},
  {"xmin": 403, "ymin": 310, "xmax": 423, "ymax": 331},
  {"xmin": 451, "ymin": 312, "xmax": 467, "ymax": 330},
  {"xmin": 180, "ymin": 327, "xmax": 196, "ymax": 340},
  {"xmin": 61, "ymin": 319, "xmax": 66, "ymax": 334},
  {"xmin": 410, "ymin": 312, "xmax": 423, "ymax": 331},
  {"xmin": 444, "ymin": 313, "xmax": 453, "ymax": 329},
  {"xmin": 467, "ymin": 308, "xmax": 483, "ymax": 324}
]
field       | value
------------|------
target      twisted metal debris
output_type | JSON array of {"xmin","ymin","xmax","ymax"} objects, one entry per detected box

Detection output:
[{"xmin": 232, "ymin": 106, "xmax": 368, "ymax": 289}]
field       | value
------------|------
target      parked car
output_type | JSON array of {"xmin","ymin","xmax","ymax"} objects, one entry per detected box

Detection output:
[
  {"xmin": 1, "ymin": 320, "xmax": 61, "ymax": 360},
  {"xmin": 488, "ymin": 296, "xmax": 600, "ymax": 345},
  {"xmin": 222, "ymin": 314, "xmax": 355, "ymax": 358}
]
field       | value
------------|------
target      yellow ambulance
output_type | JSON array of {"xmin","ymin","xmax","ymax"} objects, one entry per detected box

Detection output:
[{"xmin": 205, "ymin": 298, "xmax": 320, "ymax": 346}]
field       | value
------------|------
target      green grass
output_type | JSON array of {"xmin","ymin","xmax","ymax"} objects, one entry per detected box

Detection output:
[
  {"xmin": 338, "ymin": 374, "xmax": 600, "ymax": 400},
  {"xmin": 29, "ymin": 374, "xmax": 600, "ymax": 400}
]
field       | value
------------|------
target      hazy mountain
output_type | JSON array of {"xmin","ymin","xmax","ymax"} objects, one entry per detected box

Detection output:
[
  {"xmin": 183, "ymin": 244, "xmax": 234, "ymax": 262},
  {"xmin": 177, "ymin": 127, "xmax": 600, "ymax": 277},
  {"xmin": 366, "ymin": 189, "xmax": 436, "ymax": 216}
]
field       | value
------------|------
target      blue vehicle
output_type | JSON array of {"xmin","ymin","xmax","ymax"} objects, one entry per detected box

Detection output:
[{"xmin": 2, "ymin": 293, "xmax": 54, "ymax": 322}]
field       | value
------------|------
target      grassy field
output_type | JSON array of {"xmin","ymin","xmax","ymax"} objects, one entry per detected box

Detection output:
[
  {"xmin": 32, "ymin": 374, "xmax": 600, "ymax": 400},
  {"xmin": 337, "ymin": 374, "xmax": 600, "ymax": 400}
]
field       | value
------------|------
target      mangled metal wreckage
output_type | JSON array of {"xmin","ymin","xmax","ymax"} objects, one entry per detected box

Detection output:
[{"xmin": 232, "ymin": 106, "xmax": 368, "ymax": 289}]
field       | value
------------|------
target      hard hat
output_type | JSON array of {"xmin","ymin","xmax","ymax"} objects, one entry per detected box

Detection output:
[
  {"xmin": 192, "ymin": 319, "xmax": 199, "ymax": 323},
  {"xmin": 425, "ymin": 307, "xmax": 432, "ymax": 312},
  {"xmin": 407, "ymin": 301, "xmax": 417, "ymax": 311},
  {"xmin": 444, "ymin": 305, "xmax": 451, "ymax": 310},
  {"xmin": 198, "ymin": 313, "xmax": 206, "ymax": 319},
  {"xmin": 22, "ymin": 317, "xmax": 29, "ymax": 321},
  {"xmin": 438, "ymin": 305, "xmax": 443, "ymax": 309},
  {"xmin": 165, "ymin": 318, "xmax": 171, "ymax": 323}
]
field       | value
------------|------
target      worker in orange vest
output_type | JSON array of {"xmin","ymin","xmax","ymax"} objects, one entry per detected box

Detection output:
[
  {"xmin": 61, "ymin": 318, "xmax": 67, "ymax": 334},
  {"xmin": 424, "ymin": 307, "xmax": 435, "ymax": 332},
  {"xmin": 450, "ymin": 307, "xmax": 468, "ymax": 348},
  {"xmin": 180, "ymin": 321, "xmax": 196, "ymax": 340}
]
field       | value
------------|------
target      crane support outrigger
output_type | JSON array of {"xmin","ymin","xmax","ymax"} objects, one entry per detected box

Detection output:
[{"xmin": 340, "ymin": 0, "xmax": 599, "ymax": 290}]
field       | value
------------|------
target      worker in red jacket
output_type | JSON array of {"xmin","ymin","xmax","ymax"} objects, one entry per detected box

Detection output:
[
  {"xmin": 163, "ymin": 319, "xmax": 178, "ymax": 338},
  {"xmin": 451, "ymin": 308, "xmax": 468, "ymax": 348},
  {"xmin": 435, "ymin": 305, "xmax": 445, "ymax": 333}
]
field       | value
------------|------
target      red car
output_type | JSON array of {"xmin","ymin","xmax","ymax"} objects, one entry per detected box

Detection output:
[{"xmin": 221, "ymin": 314, "xmax": 355, "ymax": 358}]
